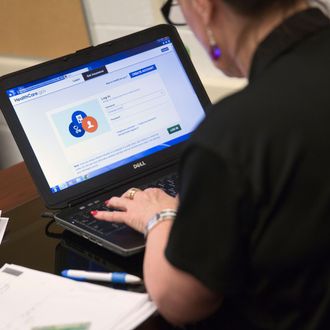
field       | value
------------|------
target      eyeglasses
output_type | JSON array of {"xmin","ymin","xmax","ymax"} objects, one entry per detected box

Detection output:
[{"xmin": 161, "ymin": 0, "xmax": 187, "ymax": 26}]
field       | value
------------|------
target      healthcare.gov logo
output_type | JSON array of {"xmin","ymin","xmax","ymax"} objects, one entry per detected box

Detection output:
[{"xmin": 69, "ymin": 110, "xmax": 99, "ymax": 138}]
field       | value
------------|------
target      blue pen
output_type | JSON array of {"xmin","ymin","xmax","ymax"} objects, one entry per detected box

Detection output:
[{"xmin": 61, "ymin": 269, "xmax": 142, "ymax": 284}]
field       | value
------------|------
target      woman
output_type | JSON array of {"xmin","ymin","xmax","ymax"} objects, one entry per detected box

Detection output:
[{"xmin": 92, "ymin": 0, "xmax": 330, "ymax": 328}]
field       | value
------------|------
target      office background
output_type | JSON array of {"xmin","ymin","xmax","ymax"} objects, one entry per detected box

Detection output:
[{"xmin": 0, "ymin": 0, "xmax": 329, "ymax": 170}]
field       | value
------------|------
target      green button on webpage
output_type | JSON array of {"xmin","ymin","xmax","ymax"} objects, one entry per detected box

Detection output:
[{"xmin": 167, "ymin": 124, "xmax": 182, "ymax": 134}]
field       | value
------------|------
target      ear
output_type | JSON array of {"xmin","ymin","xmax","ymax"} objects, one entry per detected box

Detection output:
[{"xmin": 192, "ymin": 0, "xmax": 214, "ymax": 25}]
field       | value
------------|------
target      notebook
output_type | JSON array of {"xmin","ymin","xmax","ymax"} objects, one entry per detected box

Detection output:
[{"xmin": 0, "ymin": 24, "xmax": 210, "ymax": 256}]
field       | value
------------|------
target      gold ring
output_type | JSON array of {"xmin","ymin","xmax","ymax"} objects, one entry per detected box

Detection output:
[{"xmin": 127, "ymin": 188, "xmax": 141, "ymax": 200}]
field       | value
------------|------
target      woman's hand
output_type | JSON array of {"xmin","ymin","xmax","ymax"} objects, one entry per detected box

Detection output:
[{"xmin": 91, "ymin": 188, "xmax": 178, "ymax": 233}]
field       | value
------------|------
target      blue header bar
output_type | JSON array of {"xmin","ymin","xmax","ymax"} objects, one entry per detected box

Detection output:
[{"xmin": 7, "ymin": 37, "xmax": 172, "ymax": 97}]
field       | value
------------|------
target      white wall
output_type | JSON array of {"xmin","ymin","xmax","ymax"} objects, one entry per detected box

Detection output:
[
  {"xmin": 0, "ymin": 56, "xmax": 41, "ymax": 169},
  {"xmin": 82, "ymin": 0, "xmax": 246, "ymax": 103}
]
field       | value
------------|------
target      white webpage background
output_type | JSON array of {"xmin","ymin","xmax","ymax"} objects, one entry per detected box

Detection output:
[{"xmin": 47, "ymin": 73, "xmax": 181, "ymax": 185}]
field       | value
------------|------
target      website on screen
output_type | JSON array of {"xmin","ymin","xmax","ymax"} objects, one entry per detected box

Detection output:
[{"xmin": 8, "ymin": 38, "xmax": 205, "ymax": 193}]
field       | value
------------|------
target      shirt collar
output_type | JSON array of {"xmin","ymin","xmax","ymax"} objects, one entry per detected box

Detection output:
[{"xmin": 249, "ymin": 8, "xmax": 330, "ymax": 81}]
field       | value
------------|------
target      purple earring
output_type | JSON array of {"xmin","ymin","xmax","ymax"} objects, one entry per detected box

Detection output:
[
  {"xmin": 210, "ymin": 45, "xmax": 221, "ymax": 61},
  {"xmin": 207, "ymin": 28, "xmax": 221, "ymax": 61}
]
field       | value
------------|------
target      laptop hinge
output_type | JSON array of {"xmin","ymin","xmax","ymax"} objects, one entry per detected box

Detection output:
[{"xmin": 67, "ymin": 160, "xmax": 178, "ymax": 208}]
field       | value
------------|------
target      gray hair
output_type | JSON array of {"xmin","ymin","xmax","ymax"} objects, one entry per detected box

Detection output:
[{"xmin": 310, "ymin": 0, "xmax": 330, "ymax": 16}]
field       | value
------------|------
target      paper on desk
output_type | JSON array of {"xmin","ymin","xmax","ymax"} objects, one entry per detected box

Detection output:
[
  {"xmin": 0, "ymin": 264, "xmax": 157, "ymax": 330},
  {"xmin": 0, "ymin": 210, "xmax": 9, "ymax": 244}
]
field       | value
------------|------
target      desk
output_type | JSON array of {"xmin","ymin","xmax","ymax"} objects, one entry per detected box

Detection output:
[
  {"xmin": 0, "ymin": 162, "xmax": 38, "ymax": 213},
  {"xmin": 0, "ymin": 162, "xmax": 173, "ymax": 330}
]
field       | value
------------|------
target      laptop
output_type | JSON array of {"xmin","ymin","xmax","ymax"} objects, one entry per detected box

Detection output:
[{"xmin": 0, "ymin": 24, "xmax": 210, "ymax": 256}]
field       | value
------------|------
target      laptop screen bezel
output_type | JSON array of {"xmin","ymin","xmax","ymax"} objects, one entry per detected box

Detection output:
[{"xmin": 0, "ymin": 24, "xmax": 211, "ymax": 209}]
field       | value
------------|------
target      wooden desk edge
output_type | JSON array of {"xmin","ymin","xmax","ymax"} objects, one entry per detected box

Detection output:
[{"xmin": 0, "ymin": 162, "xmax": 39, "ymax": 213}]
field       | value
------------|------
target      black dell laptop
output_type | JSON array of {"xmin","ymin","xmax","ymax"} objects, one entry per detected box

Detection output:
[{"xmin": 0, "ymin": 24, "xmax": 210, "ymax": 256}]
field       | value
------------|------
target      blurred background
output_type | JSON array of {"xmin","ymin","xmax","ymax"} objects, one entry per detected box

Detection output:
[{"xmin": 0, "ymin": 0, "xmax": 329, "ymax": 169}]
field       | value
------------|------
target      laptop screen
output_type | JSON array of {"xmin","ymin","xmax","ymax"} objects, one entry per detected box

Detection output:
[{"xmin": 6, "ymin": 36, "xmax": 205, "ymax": 194}]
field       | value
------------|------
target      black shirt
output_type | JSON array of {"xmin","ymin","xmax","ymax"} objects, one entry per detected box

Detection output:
[{"xmin": 165, "ymin": 8, "xmax": 330, "ymax": 330}]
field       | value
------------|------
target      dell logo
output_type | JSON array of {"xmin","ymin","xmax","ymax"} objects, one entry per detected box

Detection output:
[{"xmin": 133, "ymin": 161, "xmax": 146, "ymax": 169}]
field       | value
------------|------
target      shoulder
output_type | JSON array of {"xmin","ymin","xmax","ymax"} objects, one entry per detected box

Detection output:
[
  {"xmin": 190, "ymin": 85, "xmax": 273, "ymax": 161},
  {"xmin": 192, "ymin": 25, "xmax": 330, "ymax": 150},
  {"xmin": 189, "ymin": 24, "xmax": 330, "ymax": 163}
]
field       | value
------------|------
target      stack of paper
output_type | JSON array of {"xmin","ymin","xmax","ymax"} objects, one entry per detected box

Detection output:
[
  {"xmin": 0, "ymin": 210, "xmax": 9, "ymax": 244},
  {"xmin": 0, "ymin": 264, "xmax": 157, "ymax": 330}
]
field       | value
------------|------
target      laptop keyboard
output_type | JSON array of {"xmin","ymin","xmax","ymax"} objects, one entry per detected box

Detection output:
[
  {"xmin": 139, "ymin": 172, "xmax": 178, "ymax": 197},
  {"xmin": 67, "ymin": 172, "xmax": 178, "ymax": 237}
]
